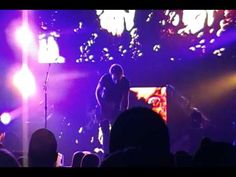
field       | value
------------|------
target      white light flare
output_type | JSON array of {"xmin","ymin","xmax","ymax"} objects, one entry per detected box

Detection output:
[
  {"xmin": 12, "ymin": 64, "xmax": 36, "ymax": 100},
  {"xmin": 15, "ymin": 23, "xmax": 35, "ymax": 52},
  {"xmin": 0, "ymin": 112, "xmax": 11, "ymax": 125}
]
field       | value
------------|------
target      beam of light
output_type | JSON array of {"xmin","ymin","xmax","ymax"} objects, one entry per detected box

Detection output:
[
  {"xmin": 0, "ymin": 112, "xmax": 12, "ymax": 125},
  {"xmin": 50, "ymin": 71, "xmax": 87, "ymax": 82},
  {"xmin": 12, "ymin": 64, "xmax": 36, "ymax": 100},
  {"xmin": 0, "ymin": 107, "xmax": 24, "ymax": 125},
  {"xmin": 41, "ymin": 69, "xmax": 88, "ymax": 104},
  {"xmin": 189, "ymin": 72, "xmax": 236, "ymax": 106},
  {"xmin": 19, "ymin": 10, "xmax": 31, "ymax": 168},
  {"xmin": 97, "ymin": 10, "xmax": 135, "ymax": 36}
]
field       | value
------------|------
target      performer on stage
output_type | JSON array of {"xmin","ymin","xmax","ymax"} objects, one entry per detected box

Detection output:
[{"xmin": 95, "ymin": 63, "xmax": 130, "ymax": 157}]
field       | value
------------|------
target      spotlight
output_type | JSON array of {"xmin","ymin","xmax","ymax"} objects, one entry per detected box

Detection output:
[
  {"xmin": 0, "ymin": 112, "xmax": 11, "ymax": 125},
  {"xmin": 12, "ymin": 64, "xmax": 36, "ymax": 100},
  {"xmin": 15, "ymin": 23, "xmax": 34, "ymax": 51}
]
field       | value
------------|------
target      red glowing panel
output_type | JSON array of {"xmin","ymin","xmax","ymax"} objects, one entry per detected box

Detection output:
[{"xmin": 130, "ymin": 87, "xmax": 167, "ymax": 122}]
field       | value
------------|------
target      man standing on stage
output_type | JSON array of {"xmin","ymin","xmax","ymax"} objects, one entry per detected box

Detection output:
[{"xmin": 95, "ymin": 63, "xmax": 130, "ymax": 157}]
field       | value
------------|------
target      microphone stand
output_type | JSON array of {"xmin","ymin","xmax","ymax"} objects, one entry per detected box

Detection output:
[{"xmin": 43, "ymin": 63, "xmax": 51, "ymax": 129}]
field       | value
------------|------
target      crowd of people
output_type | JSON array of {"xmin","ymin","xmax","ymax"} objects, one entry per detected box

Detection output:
[
  {"xmin": 0, "ymin": 106, "xmax": 236, "ymax": 167},
  {"xmin": 0, "ymin": 64, "xmax": 235, "ymax": 167}
]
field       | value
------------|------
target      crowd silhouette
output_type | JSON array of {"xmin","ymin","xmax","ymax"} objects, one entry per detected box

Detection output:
[{"xmin": 0, "ymin": 107, "xmax": 236, "ymax": 167}]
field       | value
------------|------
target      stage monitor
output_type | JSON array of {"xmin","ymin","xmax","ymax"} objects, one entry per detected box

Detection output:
[{"xmin": 130, "ymin": 86, "xmax": 167, "ymax": 123}]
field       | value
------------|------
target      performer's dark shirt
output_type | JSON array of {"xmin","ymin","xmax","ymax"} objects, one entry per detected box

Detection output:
[{"xmin": 99, "ymin": 73, "xmax": 129, "ymax": 111}]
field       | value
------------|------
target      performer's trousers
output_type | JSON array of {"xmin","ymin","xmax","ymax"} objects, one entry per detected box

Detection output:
[{"xmin": 100, "ymin": 119, "xmax": 111, "ymax": 158}]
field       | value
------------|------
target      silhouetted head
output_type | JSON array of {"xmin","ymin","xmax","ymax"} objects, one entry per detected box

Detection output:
[
  {"xmin": 175, "ymin": 150, "xmax": 192, "ymax": 167},
  {"xmin": 109, "ymin": 64, "xmax": 124, "ymax": 84},
  {"xmin": 71, "ymin": 151, "xmax": 85, "ymax": 167},
  {"xmin": 0, "ymin": 148, "xmax": 20, "ymax": 167},
  {"xmin": 101, "ymin": 146, "xmax": 174, "ymax": 167},
  {"xmin": 28, "ymin": 128, "xmax": 57, "ymax": 167},
  {"xmin": 110, "ymin": 107, "xmax": 170, "ymax": 154},
  {"xmin": 193, "ymin": 137, "xmax": 236, "ymax": 166},
  {"xmin": 81, "ymin": 153, "xmax": 100, "ymax": 167}
]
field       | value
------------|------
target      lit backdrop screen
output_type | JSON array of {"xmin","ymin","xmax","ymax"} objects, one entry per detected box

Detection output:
[{"xmin": 130, "ymin": 86, "xmax": 167, "ymax": 122}]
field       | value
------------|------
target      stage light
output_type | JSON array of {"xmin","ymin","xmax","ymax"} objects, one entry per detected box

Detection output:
[
  {"xmin": 190, "ymin": 72, "xmax": 236, "ymax": 106},
  {"xmin": 0, "ymin": 112, "xmax": 11, "ymax": 125},
  {"xmin": 12, "ymin": 64, "xmax": 36, "ymax": 100},
  {"xmin": 15, "ymin": 23, "xmax": 34, "ymax": 51}
]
